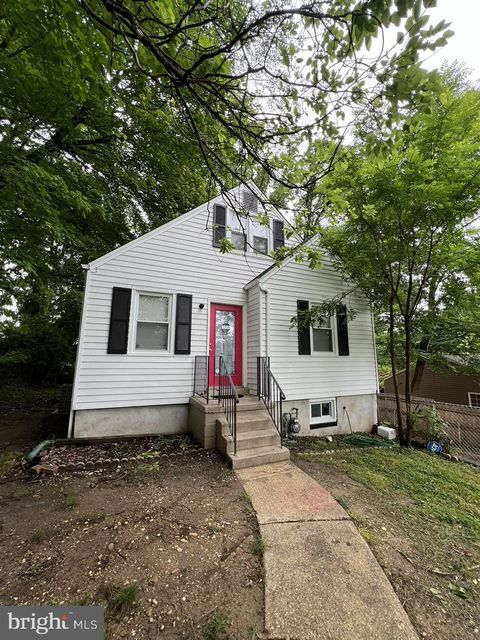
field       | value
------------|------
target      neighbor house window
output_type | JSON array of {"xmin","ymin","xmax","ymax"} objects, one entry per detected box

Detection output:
[
  {"xmin": 135, "ymin": 293, "xmax": 171, "ymax": 351},
  {"xmin": 312, "ymin": 315, "xmax": 333, "ymax": 352},
  {"xmin": 468, "ymin": 392, "xmax": 480, "ymax": 408},
  {"xmin": 310, "ymin": 399, "xmax": 336, "ymax": 426}
]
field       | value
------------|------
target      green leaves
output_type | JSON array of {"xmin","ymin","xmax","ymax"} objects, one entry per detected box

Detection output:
[{"xmin": 0, "ymin": 0, "xmax": 225, "ymax": 383}]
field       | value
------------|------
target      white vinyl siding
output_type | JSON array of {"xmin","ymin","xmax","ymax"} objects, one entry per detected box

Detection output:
[
  {"xmin": 263, "ymin": 257, "xmax": 377, "ymax": 400},
  {"xmin": 73, "ymin": 196, "xmax": 276, "ymax": 411}
]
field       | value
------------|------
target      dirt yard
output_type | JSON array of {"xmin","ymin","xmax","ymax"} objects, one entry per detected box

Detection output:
[
  {"xmin": 0, "ymin": 450, "xmax": 264, "ymax": 639},
  {"xmin": 291, "ymin": 440, "xmax": 480, "ymax": 640}
]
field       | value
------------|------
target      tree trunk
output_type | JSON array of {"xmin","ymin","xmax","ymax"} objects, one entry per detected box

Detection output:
[
  {"xmin": 404, "ymin": 316, "xmax": 413, "ymax": 447},
  {"xmin": 388, "ymin": 298, "xmax": 404, "ymax": 444}
]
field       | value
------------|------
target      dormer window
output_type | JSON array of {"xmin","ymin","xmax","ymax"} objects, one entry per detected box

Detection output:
[
  {"xmin": 231, "ymin": 230, "xmax": 246, "ymax": 250},
  {"xmin": 251, "ymin": 216, "xmax": 269, "ymax": 255},
  {"xmin": 212, "ymin": 200, "xmax": 284, "ymax": 255}
]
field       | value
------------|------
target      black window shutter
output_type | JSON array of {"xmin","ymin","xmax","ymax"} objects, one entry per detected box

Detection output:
[
  {"xmin": 212, "ymin": 204, "xmax": 227, "ymax": 247},
  {"xmin": 174, "ymin": 294, "xmax": 193, "ymax": 355},
  {"xmin": 297, "ymin": 300, "xmax": 311, "ymax": 355},
  {"xmin": 273, "ymin": 220, "xmax": 285, "ymax": 250},
  {"xmin": 337, "ymin": 305, "xmax": 350, "ymax": 356},
  {"xmin": 107, "ymin": 287, "xmax": 131, "ymax": 354}
]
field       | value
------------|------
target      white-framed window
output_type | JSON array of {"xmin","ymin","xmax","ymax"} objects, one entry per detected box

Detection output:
[
  {"xmin": 134, "ymin": 292, "xmax": 171, "ymax": 351},
  {"xmin": 251, "ymin": 217, "xmax": 269, "ymax": 255},
  {"xmin": 311, "ymin": 315, "xmax": 334, "ymax": 352},
  {"xmin": 230, "ymin": 230, "xmax": 246, "ymax": 250},
  {"xmin": 217, "ymin": 204, "xmax": 280, "ymax": 256},
  {"xmin": 310, "ymin": 399, "xmax": 337, "ymax": 426},
  {"xmin": 468, "ymin": 392, "xmax": 480, "ymax": 408},
  {"xmin": 228, "ymin": 210, "xmax": 247, "ymax": 251}
]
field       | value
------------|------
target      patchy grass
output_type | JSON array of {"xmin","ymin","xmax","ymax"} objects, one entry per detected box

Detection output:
[
  {"xmin": 64, "ymin": 492, "xmax": 79, "ymax": 509},
  {"xmin": 0, "ymin": 451, "xmax": 21, "ymax": 476},
  {"xmin": 86, "ymin": 510, "xmax": 106, "ymax": 524},
  {"xmin": 302, "ymin": 448, "xmax": 480, "ymax": 543},
  {"xmin": 30, "ymin": 527, "xmax": 52, "ymax": 544},
  {"xmin": 10, "ymin": 486, "xmax": 32, "ymax": 500},
  {"xmin": 334, "ymin": 495, "xmax": 350, "ymax": 510},
  {"xmin": 203, "ymin": 610, "xmax": 230, "ymax": 640},
  {"xmin": 241, "ymin": 491, "xmax": 254, "ymax": 512},
  {"xmin": 252, "ymin": 535, "xmax": 265, "ymax": 560},
  {"xmin": 294, "ymin": 444, "xmax": 480, "ymax": 639},
  {"xmin": 287, "ymin": 435, "xmax": 354, "ymax": 454},
  {"xmin": 105, "ymin": 583, "xmax": 139, "ymax": 619},
  {"xmin": 126, "ymin": 461, "xmax": 161, "ymax": 484}
]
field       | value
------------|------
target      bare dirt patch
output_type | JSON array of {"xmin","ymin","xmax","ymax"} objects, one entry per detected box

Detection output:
[
  {"xmin": 294, "ymin": 452, "xmax": 480, "ymax": 640},
  {"xmin": 0, "ymin": 450, "xmax": 264, "ymax": 639}
]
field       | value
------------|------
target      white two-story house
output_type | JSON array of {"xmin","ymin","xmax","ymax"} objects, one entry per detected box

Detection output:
[{"xmin": 69, "ymin": 184, "xmax": 378, "ymax": 468}]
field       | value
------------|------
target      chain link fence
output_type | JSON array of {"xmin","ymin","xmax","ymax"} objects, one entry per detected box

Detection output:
[{"xmin": 377, "ymin": 393, "xmax": 480, "ymax": 466}]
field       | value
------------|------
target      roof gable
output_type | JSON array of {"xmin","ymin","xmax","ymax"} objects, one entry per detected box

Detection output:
[{"xmin": 88, "ymin": 182, "xmax": 295, "ymax": 270}]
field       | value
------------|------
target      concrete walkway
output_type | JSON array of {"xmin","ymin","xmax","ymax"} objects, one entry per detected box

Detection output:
[{"xmin": 236, "ymin": 461, "xmax": 418, "ymax": 640}]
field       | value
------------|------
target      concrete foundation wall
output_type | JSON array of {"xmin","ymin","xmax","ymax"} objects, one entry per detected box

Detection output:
[
  {"xmin": 188, "ymin": 402, "xmax": 218, "ymax": 450},
  {"xmin": 73, "ymin": 404, "xmax": 188, "ymax": 439},
  {"xmin": 284, "ymin": 393, "xmax": 377, "ymax": 437}
]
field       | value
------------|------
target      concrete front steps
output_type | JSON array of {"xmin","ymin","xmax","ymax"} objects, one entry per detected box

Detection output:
[{"xmin": 216, "ymin": 395, "xmax": 290, "ymax": 470}]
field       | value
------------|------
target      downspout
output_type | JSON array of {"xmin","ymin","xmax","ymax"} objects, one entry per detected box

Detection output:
[
  {"xmin": 370, "ymin": 303, "xmax": 379, "ymax": 392},
  {"xmin": 67, "ymin": 264, "xmax": 90, "ymax": 438},
  {"xmin": 370, "ymin": 303, "xmax": 379, "ymax": 426},
  {"xmin": 258, "ymin": 283, "xmax": 269, "ymax": 357}
]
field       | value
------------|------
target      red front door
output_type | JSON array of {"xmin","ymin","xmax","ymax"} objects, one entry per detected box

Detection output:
[{"xmin": 209, "ymin": 304, "xmax": 243, "ymax": 387}]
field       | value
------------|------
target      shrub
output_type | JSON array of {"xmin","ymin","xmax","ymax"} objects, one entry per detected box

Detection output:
[{"xmin": 412, "ymin": 406, "xmax": 451, "ymax": 452}]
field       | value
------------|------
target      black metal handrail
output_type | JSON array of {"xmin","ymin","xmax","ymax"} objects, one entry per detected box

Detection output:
[
  {"xmin": 193, "ymin": 355, "xmax": 210, "ymax": 402},
  {"xmin": 217, "ymin": 355, "xmax": 239, "ymax": 455},
  {"xmin": 257, "ymin": 356, "xmax": 286, "ymax": 447}
]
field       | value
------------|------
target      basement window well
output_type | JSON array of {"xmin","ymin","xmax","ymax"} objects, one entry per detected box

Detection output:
[{"xmin": 310, "ymin": 399, "xmax": 337, "ymax": 428}]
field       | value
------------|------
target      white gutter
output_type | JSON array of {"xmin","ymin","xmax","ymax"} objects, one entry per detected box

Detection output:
[
  {"xmin": 258, "ymin": 283, "xmax": 270, "ymax": 357},
  {"xmin": 370, "ymin": 304, "xmax": 379, "ymax": 393}
]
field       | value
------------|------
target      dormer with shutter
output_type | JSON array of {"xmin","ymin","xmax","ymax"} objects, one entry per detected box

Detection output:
[{"xmin": 212, "ymin": 186, "xmax": 286, "ymax": 256}]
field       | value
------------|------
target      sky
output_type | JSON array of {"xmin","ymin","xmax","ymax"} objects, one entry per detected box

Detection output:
[{"xmin": 421, "ymin": 0, "xmax": 480, "ymax": 78}]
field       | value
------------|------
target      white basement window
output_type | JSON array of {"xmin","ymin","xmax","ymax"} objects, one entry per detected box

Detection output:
[
  {"xmin": 310, "ymin": 399, "xmax": 337, "ymax": 427},
  {"xmin": 312, "ymin": 315, "xmax": 334, "ymax": 352},
  {"xmin": 468, "ymin": 392, "xmax": 480, "ymax": 408},
  {"xmin": 135, "ymin": 293, "xmax": 171, "ymax": 351}
]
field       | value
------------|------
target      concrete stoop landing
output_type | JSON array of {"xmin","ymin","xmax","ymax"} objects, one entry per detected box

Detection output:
[
  {"xmin": 217, "ymin": 395, "xmax": 290, "ymax": 469},
  {"xmin": 237, "ymin": 462, "xmax": 419, "ymax": 640},
  {"xmin": 188, "ymin": 392, "xmax": 290, "ymax": 469}
]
